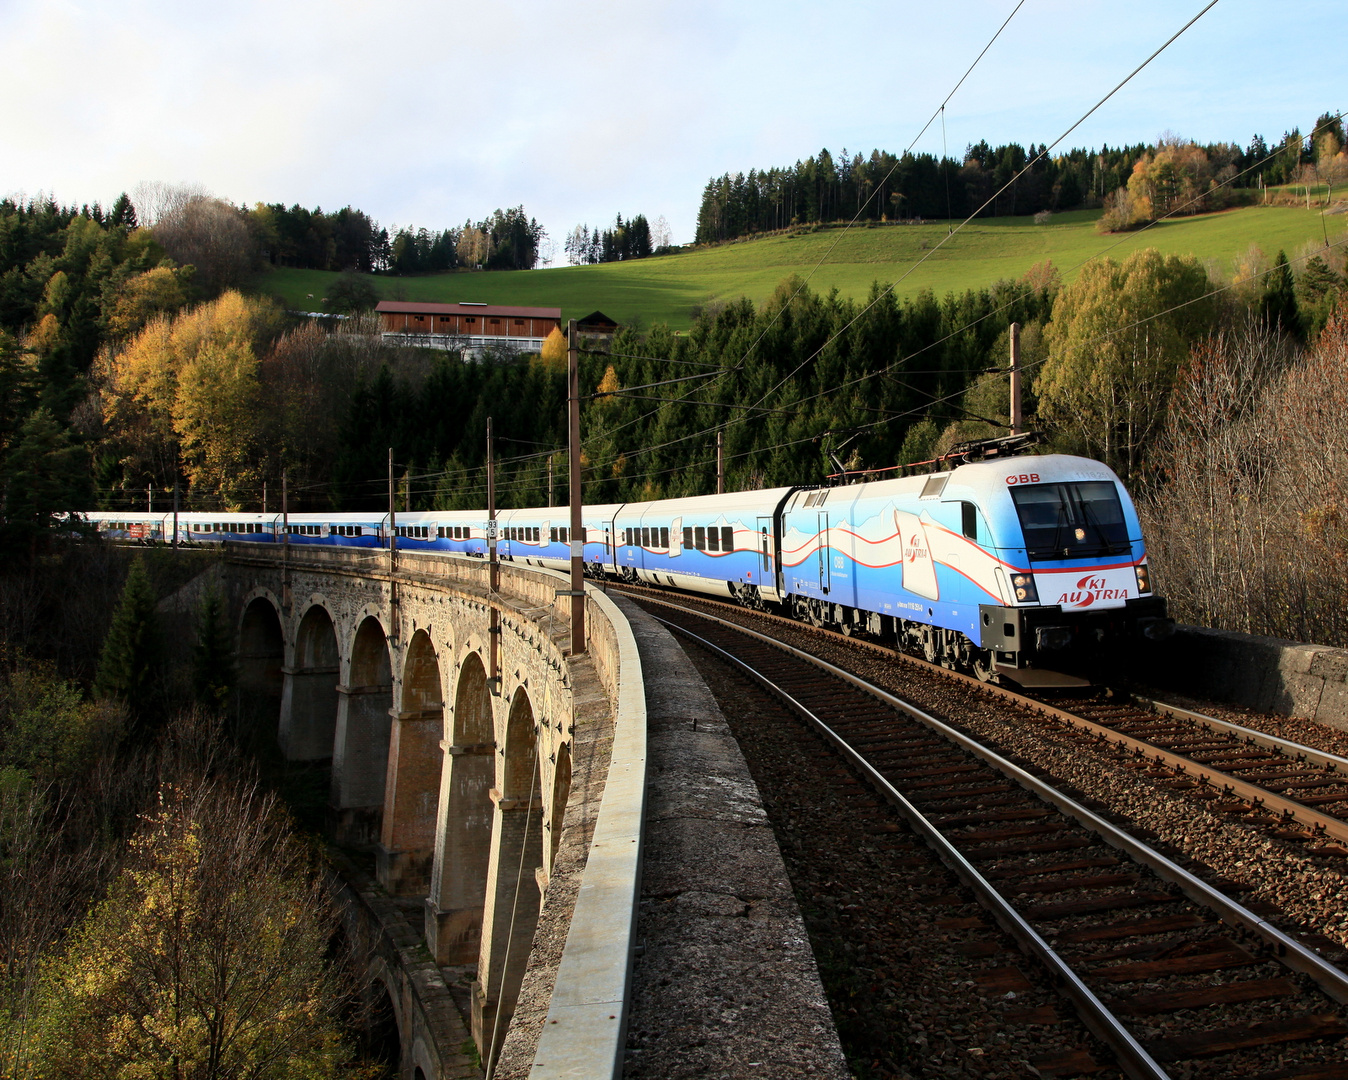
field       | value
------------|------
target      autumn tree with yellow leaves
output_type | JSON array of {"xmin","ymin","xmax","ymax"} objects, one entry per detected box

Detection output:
[
  {"xmin": 34, "ymin": 777, "xmax": 361, "ymax": 1079},
  {"xmin": 100, "ymin": 291, "xmax": 283, "ymax": 506},
  {"xmin": 1036, "ymin": 248, "xmax": 1215, "ymax": 477}
]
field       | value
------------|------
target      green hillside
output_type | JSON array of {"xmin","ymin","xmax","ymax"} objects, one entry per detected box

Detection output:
[{"xmin": 256, "ymin": 205, "xmax": 1344, "ymax": 330}]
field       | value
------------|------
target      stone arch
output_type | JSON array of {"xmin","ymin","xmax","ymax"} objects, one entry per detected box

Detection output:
[
  {"xmin": 426, "ymin": 651, "xmax": 495, "ymax": 964},
  {"xmin": 279, "ymin": 602, "xmax": 339, "ymax": 761},
  {"xmin": 361, "ymin": 963, "xmax": 404, "ymax": 1072},
  {"xmin": 474, "ymin": 686, "xmax": 545, "ymax": 1068},
  {"xmin": 377, "ymin": 629, "xmax": 444, "ymax": 896},
  {"xmin": 332, "ymin": 615, "xmax": 394, "ymax": 846},
  {"xmin": 548, "ymin": 740, "xmax": 572, "ymax": 871},
  {"xmin": 237, "ymin": 594, "xmax": 283, "ymax": 738}
]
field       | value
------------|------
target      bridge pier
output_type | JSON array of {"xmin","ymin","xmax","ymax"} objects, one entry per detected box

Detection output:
[
  {"xmin": 332, "ymin": 683, "xmax": 393, "ymax": 846},
  {"xmin": 376, "ymin": 707, "xmax": 443, "ymax": 896},
  {"xmin": 426, "ymin": 652, "xmax": 495, "ymax": 965},
  {"xmin": 472, "ymin": 689, "xmax": 544, "ymax": 1068},
  {"xmin": 471, "ymin": 796, "xmax": 544, "ymax": 1067},
  {"xmin": 278, "ymin": 666, "xmax": 340, "ymax": 759}
]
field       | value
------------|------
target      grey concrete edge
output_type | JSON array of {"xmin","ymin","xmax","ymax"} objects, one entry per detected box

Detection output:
[{"xmin": 530, "ymin": 584, "xmax": 647, "ymax": 1080}]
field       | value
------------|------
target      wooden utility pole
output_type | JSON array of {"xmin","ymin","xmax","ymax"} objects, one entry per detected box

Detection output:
[
  {"xmin": 388, "ymin": 448, "xmax": 397, "ymax": 575},
  {"xmin": 548, "ymin": 454, "xmax": 554, "ymax": 508},
  {"xmin": 262, "ymin": 481, "xmax": 267, "ymax": 515},
  {"xmin": 1009, "ymin": 322, "xmax": 1023, "ymax": 436},
  {"xmin": 147, "ymin": 482, "xmax": 152, "ymax": 514},
  {"xmin": 716, "ymin": 429, "xmax": 725, "ymax": 494},
  {"xmin": 568, "ymin": 319, "xmax": 586, "ymax": 656},
  {"xmin": 172, "ymin": 480, "xmax": 179, "ymax": 550},
  {"xmin": 487, "ymin": 418, "xmax": 500, "ymax": 685}
]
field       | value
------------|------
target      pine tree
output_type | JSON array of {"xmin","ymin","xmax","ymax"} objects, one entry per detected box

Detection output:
[
  {"xmin": 108, "ymin": 192, "xmax": 138, "ymax": 229},
  {"xmin": 0, "ymin": 406, "xmax": 91, "ymax": 553},
  {"xmin": 94, "ymin": 559, "xmax": 164, "ymax": 734},
  {"xmin": 191, "ymin": 587, "xmax": 235, "ymax": 714},
  {"xmin": 1262, "ymin": 251, "xmax": 1302, "ymax": 337}
]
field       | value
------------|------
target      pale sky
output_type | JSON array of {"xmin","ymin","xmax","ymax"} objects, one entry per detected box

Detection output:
[{"xmin": 1, "ymin": 0, "xmax": 1340, "ymax": 253}]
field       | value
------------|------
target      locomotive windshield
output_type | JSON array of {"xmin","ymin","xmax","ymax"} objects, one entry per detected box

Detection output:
[{"xmin": 1009, "ymin": 481, "xmax": 1131, "ymax": 561}]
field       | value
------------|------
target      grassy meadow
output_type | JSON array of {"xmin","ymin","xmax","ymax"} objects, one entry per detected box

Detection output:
[{"xmin": 257, "ymin": 204, "xmax": 1346, "ymax": 329}]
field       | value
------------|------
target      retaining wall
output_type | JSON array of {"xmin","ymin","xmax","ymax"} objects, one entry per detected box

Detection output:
[{"xmin": 1156, "ymin": 625, "xmax": 1348, "ymax": 730}]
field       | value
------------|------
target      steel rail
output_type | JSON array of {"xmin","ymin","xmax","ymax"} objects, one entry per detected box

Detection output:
[
  {"xmin": 651, "ymin": 615, "xmax": 1172, "ymax": 1080},
  {"xmin": 639, "ymin": 595, "xmax": 1348, "ymax": 1012},
  {"xmin": 606, "ymin": 583, "xmax": 1348, "ymax": 847},
  {"xmin": 1019, "ymin": 696, "xmax": 1348, "ymax": 845},
  {"xmin": 1134, "ymin": 695, "xmax": 1348, "ymax": 773}
]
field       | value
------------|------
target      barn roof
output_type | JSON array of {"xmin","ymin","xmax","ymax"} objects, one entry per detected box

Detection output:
[{"xmin": 375, "ymin": 300, "xmax": 562, "ymax": 319}]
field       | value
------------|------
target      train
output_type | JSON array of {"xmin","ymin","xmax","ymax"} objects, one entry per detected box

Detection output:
[{"xmin": 82, "ymin": 443, "xmax": 1171, "ymax": 684}]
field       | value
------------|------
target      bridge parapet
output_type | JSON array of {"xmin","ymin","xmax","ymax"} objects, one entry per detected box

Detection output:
[{"xmin": 221, "ymin": 543, "xmax": 644, "ymax": 1078}]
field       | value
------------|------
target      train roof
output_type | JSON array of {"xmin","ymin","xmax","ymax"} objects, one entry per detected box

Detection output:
[{"xmin": 826, "ymin": 454, "xmax": 1124, "ymax": 506}]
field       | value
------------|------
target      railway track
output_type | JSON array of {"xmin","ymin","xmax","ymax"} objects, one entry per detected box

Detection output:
[
  {"xmin": 627, "ymin": 591, "xmax": 1348, "ymax": 1079},
  {"xmin": 608, "ymin": 581, "xmax": 1348, "ymax": 864}
]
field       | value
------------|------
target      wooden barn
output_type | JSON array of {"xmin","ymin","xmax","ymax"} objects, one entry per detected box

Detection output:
[{"xmin": 375, "ymin": 301, "xmax": 563, "ymax": 354}]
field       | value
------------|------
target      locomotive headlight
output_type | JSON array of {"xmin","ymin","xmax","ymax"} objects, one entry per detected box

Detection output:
[
  {"xmin": 1134, "ymin": 563, "xmax": 1151, "ymax": 594},
  {"xmin": 1011, "ymin": 573, "xmax": 1039, "ymax": 603}
]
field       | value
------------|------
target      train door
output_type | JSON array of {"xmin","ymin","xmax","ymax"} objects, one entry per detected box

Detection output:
[
  {"xmin": 817, "ymin": 512, "xmax": 830, "ymax": 594},
  {"xmin": 756, "ymin": 516, "xmax": 772, "ymax": 579}
]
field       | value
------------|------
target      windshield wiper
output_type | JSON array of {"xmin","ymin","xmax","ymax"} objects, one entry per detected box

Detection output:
[{"xmin": 1077, "ymin": 493, "xmax": 1126, "ymax": 555}]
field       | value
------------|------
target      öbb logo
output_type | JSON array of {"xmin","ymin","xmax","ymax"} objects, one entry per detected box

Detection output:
[
  {"xmin": 1057, "ymin": 573, "xmax": 1127, "ymax": 608},
  {"xmin": 1005, "ymin": 473, "xmax": 1040, "ymax": 485}
]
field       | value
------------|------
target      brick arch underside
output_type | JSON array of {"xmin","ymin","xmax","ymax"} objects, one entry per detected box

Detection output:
[
  {"xmin": 238, "ymin": 597, "xmax": 283, "ymax": 735},
  {"xmin": 429, "ymin": 651, "xmax": 495, "ymax": 965},
  {"xmin": 333, "ymin": 615, "xmax": 394, "ymax": 847},
  {"xmin": 280, "ymin": 604, "xmax": 339, "ymax": 762},
  {"xmin": 378, "ymin": 629, "xmax": 444, "ymax": 896}
]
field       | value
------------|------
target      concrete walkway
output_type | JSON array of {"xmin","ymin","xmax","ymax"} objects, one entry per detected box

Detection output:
[{"xmin": 614, "ymin": 596, "xmax": 848, "ymax": 1079}]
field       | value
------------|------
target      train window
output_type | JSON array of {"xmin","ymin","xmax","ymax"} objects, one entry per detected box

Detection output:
[
  {"xmin": 581, "ymin": 527, "xmax": 588, "ymax": 542},
  {"xmin": 920, "ymin": 474, "xmax": 948, "ymax": 499},
  {"xmin": 560, "ymin": 527, "xmax": 568, "ymax": 543},
  {"xmin": 694, "ymin": 527, "xmax": 705, "ymax": 551},
  {"xmin": 532, "ymin": 527, "xmax": 540, "ymax": 541},
  {"xmin": 721, "ymin": 526, "xmax": 734, "ymax": 551},
  {"xmin": 660, "ymin": 527, "xmax": 669, "ymax": 548},
  {"xmin": 552, "ymin": 528, "xmax": 559, "ymax": 543},
  {"xmin": 707, "ymin": 527, "xmax": 719, "ymax": 552},
  {"xmin": 684, "ymin": 527, "xmax": 693, "ymax": 550},
  {"xmin": 1010, "ymin": 481, "xmax": 1130, "ymax": 561},
  {"xmin": 961, "ymin": 502, "xmax": 978, "ymax": 540},
  {"xmin": 641, "ymin": 527, "xmax": 649, "ymax": 547}
]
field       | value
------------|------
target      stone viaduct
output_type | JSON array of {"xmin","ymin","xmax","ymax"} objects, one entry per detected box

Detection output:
[{"xmin": 216, "ymin": 543, "xmax": 642, "ymax": 1079}]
